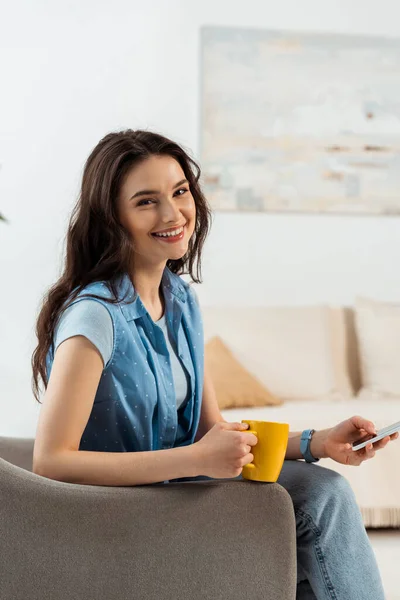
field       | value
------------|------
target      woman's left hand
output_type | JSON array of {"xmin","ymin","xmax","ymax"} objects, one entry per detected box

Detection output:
[{"xmin": 321, "ymin": 415, "xmax": 399, "ymax": 466}]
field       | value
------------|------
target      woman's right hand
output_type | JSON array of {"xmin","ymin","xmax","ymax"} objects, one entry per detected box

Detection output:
[{"xmin": 193, "ymin": 421, "xmax": 258, "ymax": 479}]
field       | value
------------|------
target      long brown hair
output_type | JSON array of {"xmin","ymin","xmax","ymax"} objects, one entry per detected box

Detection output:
[{"xmin": 31, "ymin": 129, "xmax": 212, "ymax": 404}]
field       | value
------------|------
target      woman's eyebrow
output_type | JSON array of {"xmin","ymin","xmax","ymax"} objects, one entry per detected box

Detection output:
[{"xmin": 129, "ymin": 178, "xmax": 188, "ymax": 201}]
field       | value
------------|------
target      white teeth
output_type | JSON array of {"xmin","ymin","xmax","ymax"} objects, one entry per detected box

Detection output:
[{"xmin": 154, "ymin": 226, "xmax": 184, "ymax": 238}]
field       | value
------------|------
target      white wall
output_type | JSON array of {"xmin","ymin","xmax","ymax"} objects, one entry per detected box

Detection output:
[{"xmin": 1, "ymin": 0, "xmax": 400, "ymax": 436}]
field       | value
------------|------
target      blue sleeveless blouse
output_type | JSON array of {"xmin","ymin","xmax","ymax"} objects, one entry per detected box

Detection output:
[{"xmin": 45, "ymin": 268, "xmax": 204, "ymax": 454}]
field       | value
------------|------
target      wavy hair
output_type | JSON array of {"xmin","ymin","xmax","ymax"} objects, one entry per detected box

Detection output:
[{"xmin": 31, "ymin": 129, "xmax": 212, "ymax": 403}]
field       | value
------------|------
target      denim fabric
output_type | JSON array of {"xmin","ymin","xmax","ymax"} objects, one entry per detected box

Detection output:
[
  {"xmin": 169, "ymin": 461, "xmax": 385, "ymax": 600},
  {"xmin": 53, "ymin": 301, "xmax": 191, "ymax": 410},
  {"xmin": 45, "ymin": 268, "xmax": 204, "ymax": 453}
]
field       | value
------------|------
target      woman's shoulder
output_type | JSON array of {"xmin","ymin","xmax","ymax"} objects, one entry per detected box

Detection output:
[
  {"xmin": 56, "ymin": 280, "xmax": 116, "ymax": 346},
  {"xmin": 54, "ymin": 298, "xmax": 114, "ymax": 369},
  {"xmin": 55, "ymin": 299, "xmax": 113, "ymax": 339},
  {"xmin": 61, "ymin": 279, "xmax": 123, "ymax": 315},
  {"xmin": 165, "ymin": 270, "xmax": 200, "ymax": 306},
  {"xmin": 73, "ymin": 279, "xmax": 116, "ymax": 301},
  {"xmin": 60, "ymin": 297, "xmax": 112, "ymax": 321}
]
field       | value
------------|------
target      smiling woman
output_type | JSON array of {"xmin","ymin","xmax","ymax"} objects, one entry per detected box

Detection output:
[
  {"xmin": 31, "ymin": 127, "xmax": 218, "ymax": 487},
  {"xmin": 30, "ymin": 128, "xmax": 392, "ymax": 600},
  {"xmin": 31, "ymin": 129, "xmax": 212, "ymax": 408}
]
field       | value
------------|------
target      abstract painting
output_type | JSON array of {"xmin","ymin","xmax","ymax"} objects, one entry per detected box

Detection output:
[{"xmin": 200, "ymin": 26, "xmax": 400, "ymax": 214}]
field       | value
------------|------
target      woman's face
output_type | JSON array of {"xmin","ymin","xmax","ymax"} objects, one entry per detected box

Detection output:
[{"xmin": 118, "ymin": 155, "xmax": 196, "ymax": 268}]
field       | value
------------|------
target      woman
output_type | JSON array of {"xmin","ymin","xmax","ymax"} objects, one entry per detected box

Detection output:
[{"xmin": 32, "ymin": 129, "xmax": 397, "ymax": 600}]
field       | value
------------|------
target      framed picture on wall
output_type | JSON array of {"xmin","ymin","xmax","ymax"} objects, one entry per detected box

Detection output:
[{"xmin": 200, "ymin": 26, "xmax": 400, "ymax": 215}]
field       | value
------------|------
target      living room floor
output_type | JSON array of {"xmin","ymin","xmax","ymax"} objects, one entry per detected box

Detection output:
[{"xmin": 368, "ymin": 530, "xmax": 400, "ymax": 600}]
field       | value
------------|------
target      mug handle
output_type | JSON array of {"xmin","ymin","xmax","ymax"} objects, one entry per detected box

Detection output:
[{"xmin": 244, "ymin": 429, "xmax": 258, "ymax": 470}]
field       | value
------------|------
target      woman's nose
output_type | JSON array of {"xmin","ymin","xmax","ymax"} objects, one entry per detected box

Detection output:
[{"xmin": 160, "ymin": 199, "xmax": 181, "ymax": 222}]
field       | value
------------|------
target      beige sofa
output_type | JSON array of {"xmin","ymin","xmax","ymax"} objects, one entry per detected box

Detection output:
[{"xmin": 202, "ymin": 300, "xmax": 400, "ymax": 528}]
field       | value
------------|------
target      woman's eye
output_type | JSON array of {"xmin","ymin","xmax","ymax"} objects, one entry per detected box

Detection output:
[
  {"xmin": 136, "ymin": 189, "xmax": 188, "ymax": 206},
  {"xmin": 175, "ymin": 188, "xmax": 189, "ymax": 196}
]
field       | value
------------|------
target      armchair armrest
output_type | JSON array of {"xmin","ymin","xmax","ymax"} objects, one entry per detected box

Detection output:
[{"xmin": 0, "ymin": 438, "xmax": 297, "ymax": 600}]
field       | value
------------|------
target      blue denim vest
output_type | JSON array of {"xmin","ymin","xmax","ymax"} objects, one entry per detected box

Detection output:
[{"xmin": 45, "ymin": 268, "xmax": 204, "ymax": 453}]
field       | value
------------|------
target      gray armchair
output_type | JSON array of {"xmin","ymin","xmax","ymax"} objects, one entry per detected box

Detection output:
[{"xmin": 0, "ymin": 436, "xmax": 297, "ymax": 600}]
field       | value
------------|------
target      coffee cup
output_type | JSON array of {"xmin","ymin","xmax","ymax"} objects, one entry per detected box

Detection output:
[{"xmin": 241, "ymin": 420, "xmax": 289, "ymax": 483}]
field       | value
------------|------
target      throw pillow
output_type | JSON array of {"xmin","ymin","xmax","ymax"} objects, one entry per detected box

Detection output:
[
  {"xmin": 205, "ymin": 336, "xmax": 282, "ymax": 409},
  {"xmin": 202, "ymin": 306, "xmax": 353, "ymax": 402}
]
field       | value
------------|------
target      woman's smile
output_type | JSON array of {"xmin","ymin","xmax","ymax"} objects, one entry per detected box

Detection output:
[{"xmin": 151, "ymin": 224, "xmax": 186, "ymax": 244}]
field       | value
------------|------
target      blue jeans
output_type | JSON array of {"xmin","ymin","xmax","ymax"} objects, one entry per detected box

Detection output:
[{"xmin": 169, "ymin": 460, "xmax": 385, "ymax": 600}]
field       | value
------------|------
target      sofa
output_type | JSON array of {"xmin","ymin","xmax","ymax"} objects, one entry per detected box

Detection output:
[
  {"xmin": 0, "ymin": 436, "xmax": 297, "ymax": 600},
  {"xmin": 202, "ymin": 297, "xmax": 400, "ymax": 528}
]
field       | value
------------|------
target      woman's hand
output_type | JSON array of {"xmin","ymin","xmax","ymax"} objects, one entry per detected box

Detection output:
[
  {"xmin": 318, "ymin": 416, "xmax": 399, "ymax": 466},
  {"xmin": 193, "ymin": 421, "xmax": 258, "ymax": 478}
]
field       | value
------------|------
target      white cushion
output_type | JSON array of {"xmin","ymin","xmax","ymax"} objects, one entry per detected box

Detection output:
[
  {"xmin": 355, "ymin": 297, "xmax": 400, "ymax": 397},
  {"xmin": 202, "ymin": 306, "xmax": 353, "ymax": 401}
]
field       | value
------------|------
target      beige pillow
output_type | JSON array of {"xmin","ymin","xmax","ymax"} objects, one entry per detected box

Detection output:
[
  {"xmin": 355, "ymin": 296, "xmax": 400, "ymax": 398},
  {"xmin": 202, "ymin": 306, "xmax": 353, "ymax": 402},
  {"xmin": 205, "ymin": 336, "xmax": 282, "ymax": 409}
]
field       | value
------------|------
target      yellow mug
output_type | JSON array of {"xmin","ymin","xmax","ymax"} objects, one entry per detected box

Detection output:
[{"xmin": 241, "ymin": 420, "xmax": 289, "ymax": 483}]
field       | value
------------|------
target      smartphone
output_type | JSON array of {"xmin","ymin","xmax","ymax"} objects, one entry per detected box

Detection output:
[{"xmin": 352, "ymin": 420, "xmax": 400, "ymax": 451}]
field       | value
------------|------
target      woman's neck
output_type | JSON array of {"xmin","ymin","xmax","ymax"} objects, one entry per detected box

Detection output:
[{"xmin": 130, "ymin": 263, "xmax": 166, "ymax": 321}]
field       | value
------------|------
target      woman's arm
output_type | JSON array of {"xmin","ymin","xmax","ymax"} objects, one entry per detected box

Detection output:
[
  {"xmin": 287, "ymin": 417, "xmax": 399, "ymax": 465},
  {"xmin": 34, "ymin": 336, "xmax": 202, "ymax": 486},
  {"xmin": 285, "ymin": 430, "xmax": 329, "ymax": 460}
]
